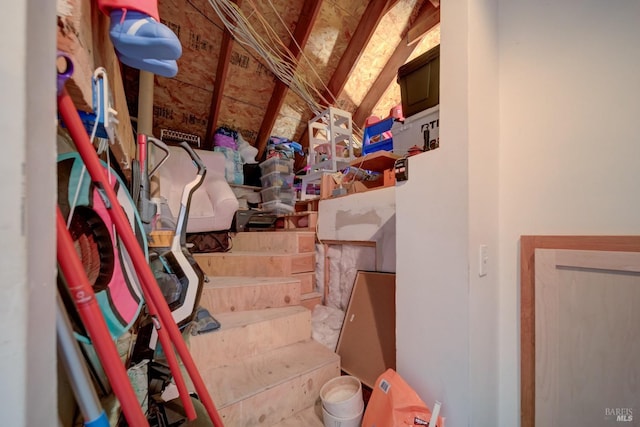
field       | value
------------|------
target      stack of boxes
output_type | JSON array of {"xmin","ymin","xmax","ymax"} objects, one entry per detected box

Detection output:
[{"xmin": 259, "ymin": 156, "xmax": 296, "ymax": 214}]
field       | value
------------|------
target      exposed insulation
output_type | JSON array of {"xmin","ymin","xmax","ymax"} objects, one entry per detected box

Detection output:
[
  {"xmin": 319, "ymin": 244, "xmax": 376, "ymax": 312},
  {"xmin": 311, "ymin": 304, "xmax": 345, "ymax": 351}
]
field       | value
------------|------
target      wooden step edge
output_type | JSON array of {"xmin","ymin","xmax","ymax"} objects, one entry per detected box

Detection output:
[
  {"xmin": 199, "ymin": 277, "xmax": 302, "ymax": 313},
  {"xmin": 203, "ymin": 340, "xmax": 339, "ymax": 409},
  {"xmin": 270, "ymin": 403, "xmax": 325, "ymax": 427},
  {"xmin": 219, "ymin": 360, "xmax": 339, "ymax": 427},
  {"xmin": 213, "ymin": 306, "xmax": 310, "ymax": 330},
  {"xmin": 229, "ymin": 230, "xmax": 317, "ymax": 254},
  {"xmin": 301, "ymin": 291, "xmax": 322, "ymax": 300},
  {"xmin": 189, "ymin": 307, "xmax": 311, "ymax": 370},
  {"xmin": 196, "ymin": 251, "xmax": 300, "ymax": 257},
  {"xmin": 232, "ymin": 230, "xmax": 317, "ymax": 237},
  {"xmin": 203, "ymin": 275, "xmax": 301, "ymax": 289},
  {"xmin": 196, "ymin": 252, "xmax": 314, "ymax": 277},
  {"xmin": 300, "ymin": 291, "xmax": 323, "ymax": 311},
  {"xmin": 277, "ymin": 211, "xmax": 318, "ymax": 232},
  {"xmin": 292, "ymin": 271, "xmax": 316, "ymax": 294}
]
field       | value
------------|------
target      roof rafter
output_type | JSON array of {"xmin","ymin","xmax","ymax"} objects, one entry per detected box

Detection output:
[
  {"xmin": 255, "ymin": 0, "xmax": 324, "ymax": 159},
  {"xmin": 323, "ymin": 0, "xmax": 390, "ymax": 106},
  {"xmin": 353, "ymin": 2, "xmax": 439, "ymax": 128},
  {"xmin": 407, "ymin": 1, "xmax": 440, "ymax": 45},
  {"xmin": 295, "ymin": 0, "xmax": 391, "ymax": 166},
  {"xmin": 204, "ymin": 0, "xmax": 243, "ymax": 149}
]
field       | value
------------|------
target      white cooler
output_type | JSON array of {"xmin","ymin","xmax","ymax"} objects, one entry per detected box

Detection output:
[{"xmin": 390, "ymin": 105, "xmax": 439, "ymax": 156}]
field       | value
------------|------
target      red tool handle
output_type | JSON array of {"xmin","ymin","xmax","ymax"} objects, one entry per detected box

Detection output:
[
  {"xmin": 56, "ymin": 208, "xmax": 150, "ymax": 427},
  {"xmin": 145, "ymin": 296, "xmax": 197, "ymax": 420},
  {"xmin": 58, "ymin": 87, "xmax": 224, "ymax": 426}
]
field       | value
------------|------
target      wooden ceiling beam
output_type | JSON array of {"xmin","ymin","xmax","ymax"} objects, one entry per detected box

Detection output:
[
  {"xmin": 323, "ymin": 0, "xmax": 389, "ymax": 105},
  {"xmin": 295, "ymin": 0, "xmax": 389, "ymax": 165},
  {"xmin": 204, "ymin": 0, "xmax": 242, "ymax": 150},
  {"xmin": 407, "ymin": 1, "xmax": 440, "ymax": 45},
  {"xmin": 384, "ymin": 0, "xmax": 401, "ymax": 14},
  {"xmin": 352, "ymin": 2, "xmax": 439, "ymax": 128},
  {"xmin": 255, "ymin": 0, "xmax": 324, "ymax": 159}
]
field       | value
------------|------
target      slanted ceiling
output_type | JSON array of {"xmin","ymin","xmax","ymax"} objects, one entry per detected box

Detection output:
[{"xmin": 122, "ymin": 0, "xmax": 440, "ymax": 162}]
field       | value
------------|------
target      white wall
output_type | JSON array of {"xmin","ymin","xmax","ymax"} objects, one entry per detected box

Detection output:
[
  {"xmin": 398, "ymin": 1, "xmax": 640, "ymax": 426},
  {"xmin": 396, "ymin": 0, "xmax": 480, "ymax": 425},
  {"xmin": 0, "ymin": 0, "xmax": 57, "ymax": 424},
  {"xmin": 497, "ymin": 1, "xmax": 640, "ymax": 426},
  {"xmin": 468, "ymin": 0, "xmax": 500, "ymax": 425},
  {"xmin": 318, "ymin": 186, "xmax": 396, "ymax": 272}
]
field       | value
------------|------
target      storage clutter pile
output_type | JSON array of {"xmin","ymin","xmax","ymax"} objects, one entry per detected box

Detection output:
[
  {"xmin": 212, "ymin": 126, "xmax": 258, "ymax": 185},
  {"xmin": 259, "ymin": 156, "xmax": 296, "ymax": 215}
]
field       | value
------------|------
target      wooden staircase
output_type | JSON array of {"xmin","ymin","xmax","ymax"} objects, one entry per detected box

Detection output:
[
  {"xmin": 189, "ymin": 231, "xmax": 334, "ymax": 426},
  {"xmin": 194, "ymin": 231, "xmax": 322, "ymax": 311}
]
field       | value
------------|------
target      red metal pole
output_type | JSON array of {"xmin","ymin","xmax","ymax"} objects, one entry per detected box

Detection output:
[
  {"xmin": 56, "ymin": 208, "xmax": 149, "ymax": 427},
  {"xmin": 146, "ymin": 297, "xmax": 197, "ymax": 420},
  {"xmin": 58, "ymin": 88, "xmax": 224, "ymax": 426}
]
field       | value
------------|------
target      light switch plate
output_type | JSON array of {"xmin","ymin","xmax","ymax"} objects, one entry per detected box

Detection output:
[{"xmin": 479, "ymin": 244, "xmax": 488, "ymax": 277}]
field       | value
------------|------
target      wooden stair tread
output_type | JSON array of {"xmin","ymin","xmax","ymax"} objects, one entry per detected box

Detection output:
[
  {"xmin": 186, "ymin": 229, "xmax": 325, "ymax": 425},
  {"xmin": 189, "ymin": 307, "xmax": 311, "ymax": 369},
  {"xmin": 292, "ymin": 271, "xmax": 316, "ymax": 294},
  {"xmin": 203, "ymin": 340, "xmax": 339, "ymax": 409},
  {"xmin": 270, "ymin": 404, "xmax": 324, "ymax": 427},
  {"xmin": 232, "ymin": 230, "xmax": 316, "ymax": 254},
  {"xmin": 299, "ymin": 291, "xmax": 322, "ymax": 311},
  {"xmin": 204, "ymin": 276, "xmax": 300, "ymax": 289},
  {"xmin": 202, "ymin": 251, "xmax": 297, "ymax": 257},
  {"xmin": 195, "ymin": 251, "xmax": 314, "ymax": 276},
  {"xmin": 200, "ymin": 276, "xmax": 302, "ymax": 313},
  {"xmin": 214, "ymin": 306, "xmax": 308, "ymax": 330},
  {"xmin": 301, "ymin": 291, "xmax": 322, "ymax": 300}
]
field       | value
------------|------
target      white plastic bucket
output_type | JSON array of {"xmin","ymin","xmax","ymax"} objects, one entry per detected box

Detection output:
[
  {"xmin": 320, "ymin": 375, "xmax": 364, "ymax": 419},
  {"xmin": 322, "ymin": 404, "xmax": 364, "ymax": 427}
]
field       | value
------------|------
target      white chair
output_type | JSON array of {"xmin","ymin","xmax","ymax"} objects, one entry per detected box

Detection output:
[{"xmin": 157, "ymin": 145, "xmax": 239, "ymax": 233}]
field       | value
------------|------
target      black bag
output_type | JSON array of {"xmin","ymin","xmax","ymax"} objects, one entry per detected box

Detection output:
[{"xmin": 186, "ymin": 230, "xmax": 232, "ymax": 253}]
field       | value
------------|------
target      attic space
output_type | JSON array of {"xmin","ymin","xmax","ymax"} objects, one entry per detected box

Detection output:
[
  {"xmin": 58, "ymin": 0, "xmax": 440, "ymax": 172},
  {"xmin": 54, "ymin": 0, "xmax": 443, "ymax": 425},
  {"xmin": 123, "ymin": 0, "xmax": 439, "ymax": 156}
]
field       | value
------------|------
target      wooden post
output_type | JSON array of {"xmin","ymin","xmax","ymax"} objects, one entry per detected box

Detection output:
[{"xmin": 137, "ymin": 71, "xmax": 155, "ymax": 135}]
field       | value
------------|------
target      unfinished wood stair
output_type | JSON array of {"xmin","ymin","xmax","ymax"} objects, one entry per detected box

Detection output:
[
  {"xmin": 194, "ymin": 334, "xmax": 337, "ymax": 426},
  {"xmin": 194, "ymin": 231, "xmax": 322, "ymax": 310},
  {"xmin": 189, "ymin": 306, "xmax": 312, "ymax": 368},
  {"xmin": 190, "ymin": 230, "xmax": 331, "ymax": 426},
  {"xmin": 200, "ymin": 276, "xmax": 302, "ymax": 313}
]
